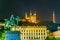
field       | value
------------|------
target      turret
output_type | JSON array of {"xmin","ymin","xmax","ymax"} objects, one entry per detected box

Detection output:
[
  {"xmin": 30, "ymin": 11, "xmax": 32, "ymax": 16},
  {"xmin": 25, "ymin": 12, "xmax": 28, "ymax": 19}
]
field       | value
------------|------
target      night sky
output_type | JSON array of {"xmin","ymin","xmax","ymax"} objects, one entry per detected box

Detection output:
[{"xmin": 0, "ymin": 0, "xmax": 60, "ymax": 23}]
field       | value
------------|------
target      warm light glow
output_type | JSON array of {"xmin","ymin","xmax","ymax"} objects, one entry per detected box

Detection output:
[
  {"xmin": 11, "ymin": 27, "xmax": 15, "ymax": 31},
  {"xmin": 52, "ymin": 11, "xmax": 56, "ymax": 23},
  {"xmin": 32, "ymin": 20, "xmax": 34, "ymax": 23},
  {"xmin": 11, "ymin": 26, "xmax": 48, "ymax": 40},
  {"xmin": 53, "ymin": 31, "xmax": 60, "ymax": 38},
  {"xmin": 24, "ymin": 11, "xmax": 37, "ymax": 23}
]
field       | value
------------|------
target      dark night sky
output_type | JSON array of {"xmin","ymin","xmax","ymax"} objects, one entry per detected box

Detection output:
[{"xmin": 0, "ymin": 0, "xmax": 60, "ymax": 23}]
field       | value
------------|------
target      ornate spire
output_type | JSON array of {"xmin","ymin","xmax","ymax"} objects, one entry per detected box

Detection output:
[
  {"xmin": 34, "ymin": 11, "xmax": 36, "ymax": 16},
  {"xmin": 30, "ymin": 10, "xmax": 32, "ymax": 16},
  {"xmin": 52, "ymin": 11, "xmax": 56, "ymax": 23}
]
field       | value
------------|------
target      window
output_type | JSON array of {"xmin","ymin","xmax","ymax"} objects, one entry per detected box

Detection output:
[
  {"xmin": 39, "ymin": 33, "xmax": 40, "ymax": 35},
  {"xmin": 36, "ymin": 33, "xmax": 38, "ymax": 35},
  {"xmin": 41, "ymin": 37, "xmax": 43, "ymax": 39},
  {"xmin": 34, "ymin": 37, "xmax": 35, "ymax": 39},
  {"xmin": 22, "ymin": 30, "xmax": 23, "ymax": 32},
  {"xmin": 24, "ymin": 33, "xmax": 25, "ymax": 35},
  {"xmin": 44, "ymin": 33, "xmax": 45, "ymax": 35},
  {"xmin": 31, "ymin": 37, "xmax": 33, "ymax": 39},
  {"xmin": 34, "ymin": 33, "xmax": 35, "ymax": 35},
  {"xmin": 26, "ymin": 33, "xmax": 28, "ymax": 35},
  {"xmin": 29, "ymin": 37, "xmax": 30, "ymax": 39},
  {"xmin": 44, "ymin": 36, "xmax": 45, "ymax": 39},
  {"xmin": 39, "ymin": 37, "xmax": 40, "ymax": 39},
  {"xmin": 36, "ymin": 30, "xmax": 38, "ymax": 32},
  {"xmin": 34, "ymin": 30, "xmax": 35, "ymax": 32},
  {"xmin": 27, "ymin": 37, "xmax": 28, "ymax": 39},
  {"xmin": 29, "ymin": 30, "xmax": 30, "ymax": 33},
  {"xmin": 41, "ymin": 33, "xmax": 43, "ymax": 35},
  {"xmin": 41, "ymin": 30, "xmax": 42, "ymax": 32},
  {"xmin": 24, "ymin": 37, "xmax": 25, "ymax": 39},
  {"xmin": 39, "ymin": 30, "xmax": 40, "ymax": 32},
  {"xmin": 24, "ymin": 30, "xmax": 25, "ymax": 32},
  {"xmin": 29, "ymin": 33, "xmax": 30, "ymax": 35}
]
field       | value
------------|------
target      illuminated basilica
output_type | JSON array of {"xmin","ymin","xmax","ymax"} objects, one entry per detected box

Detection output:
[
  {"xmin": 20, "ymin": 11, "xmax": 37, "ymax": 23},
  {"xmin": 25, "ymin": 11, "xmax": 37, "ymax": 23}
]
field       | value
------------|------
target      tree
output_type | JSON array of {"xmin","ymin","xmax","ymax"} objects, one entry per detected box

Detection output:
[{"xmin": 45, "ymin": 37, "xmax": 50, "ymax": 40}]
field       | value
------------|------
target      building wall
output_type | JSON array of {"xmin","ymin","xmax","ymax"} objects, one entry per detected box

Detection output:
[
  {"xmin": 11, "ymin": 26, "xmax": 48, "ymax": 40},
  {"xmin": 53, "ymin": 30, "xmax": 60, "ymax": 38}
]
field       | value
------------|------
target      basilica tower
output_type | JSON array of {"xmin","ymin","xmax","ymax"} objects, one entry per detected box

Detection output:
[
  {"xmin": 25, "ymin": 12, "xmax": 27, "ymax": 19},
  {"xmin": 33, "ymin": 11, "xmax": 37, "ymax": 22}
]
